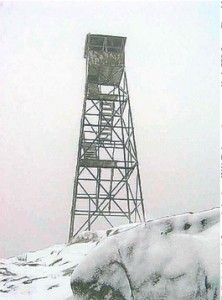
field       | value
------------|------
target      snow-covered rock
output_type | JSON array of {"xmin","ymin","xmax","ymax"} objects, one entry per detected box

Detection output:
[
  {"xmin": 0, "ymin": 208, "xmax": 219, "ymax": 299},
  {"xmin": 71, "ymin": 208, "xmax": 220, "ymax": 300}
]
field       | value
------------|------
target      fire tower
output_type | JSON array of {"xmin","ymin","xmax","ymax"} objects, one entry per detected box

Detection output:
[{"xmin": 69, "ymin": 34, "xmax": 145, "ymax": 241}]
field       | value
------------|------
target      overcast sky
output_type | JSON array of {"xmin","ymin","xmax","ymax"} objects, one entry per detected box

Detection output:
[{"xmin": 0, "ymin": 1, "xmax": 219, "ymax": 258}]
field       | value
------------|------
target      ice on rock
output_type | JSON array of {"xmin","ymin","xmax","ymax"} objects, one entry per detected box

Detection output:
[
  {"xmin": 71, "ymin": 207, "xmax": 219, "ymax": 300},
  {"xmin": 0, "ymin": 207, "xmax": 219, "ymax": 300}
]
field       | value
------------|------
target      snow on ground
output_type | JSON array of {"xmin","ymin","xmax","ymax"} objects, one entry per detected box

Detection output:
[
  {"xmin": 0, "ymin": 240, "xmax": 96, "ymax": 300},
  {"xmin": 0, "ymin": 227, "xmax": 134, "ymax": 300},
  {"xmin": 0, "ymin": 207, "xmax": 219, "ymax": 300}
]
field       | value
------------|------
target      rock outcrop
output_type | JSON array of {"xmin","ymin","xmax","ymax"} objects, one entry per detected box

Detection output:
[{"xmin": 71, "ymin": 208, "xmax": 219, "ymax": 300}]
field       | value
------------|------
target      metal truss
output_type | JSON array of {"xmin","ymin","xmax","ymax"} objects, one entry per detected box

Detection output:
[{"xmin": 68, "ymin": 34, "xmax": 145, "ymax": 241}]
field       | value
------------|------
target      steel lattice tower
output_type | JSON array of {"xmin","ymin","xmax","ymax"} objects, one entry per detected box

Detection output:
[{"xmin": 69, "ymin": 34, "xmax": 145, "ymax": 241}]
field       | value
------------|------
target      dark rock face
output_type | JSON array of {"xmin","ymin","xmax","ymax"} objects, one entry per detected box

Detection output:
[
  {"xmin": 71, "ymin": 208, "xmax": 219, "ymax": 300},
  {"xmin": 71, "ymin": 279, "xmax": 126, "ymax": 300},
  {"xmin": 71, "ymin": 244, "xmax": 131, "ymax": 300}
]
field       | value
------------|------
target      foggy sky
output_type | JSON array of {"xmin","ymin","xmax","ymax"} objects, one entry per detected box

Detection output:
[{"xmin": 0, "ymin": 1, "xmax": 219, "ymax": 258}]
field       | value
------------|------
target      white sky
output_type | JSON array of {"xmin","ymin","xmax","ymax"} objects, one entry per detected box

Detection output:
[{"xmin": 0, "ymin": 1, "xmax": 220, "ymax": 258}]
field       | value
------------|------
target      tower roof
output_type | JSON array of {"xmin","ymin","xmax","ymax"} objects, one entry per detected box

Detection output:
[{"xmin": 84, "ymin": 33, "xmax": 127, "ymax": 58}]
